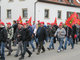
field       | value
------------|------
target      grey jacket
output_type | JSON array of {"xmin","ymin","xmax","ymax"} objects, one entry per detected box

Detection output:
[
  {"xmin": 6, "ymin": 27, "xmax": 14, "ymax": 39},
  {"xmin": 55, "ymin": 28, "xmax": 66, "ymax": 38}
]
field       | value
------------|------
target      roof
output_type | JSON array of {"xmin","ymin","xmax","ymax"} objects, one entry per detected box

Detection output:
[{"xmin": 38, "ymin": 0, "xmax": 80, "ymax": 8}]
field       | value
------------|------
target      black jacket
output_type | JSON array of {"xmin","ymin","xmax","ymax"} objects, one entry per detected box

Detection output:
[
  {"xmin": 37, "ymin": 27, "xmax": 47, "ymax": 42},
  {"xmin": 0, "ymin": 27, "xmax": 7, "ymax": 42},
  {"xmin": 14, "ymin": 27, "xmax": 24, "ymax": 42},
  {"xmin": 65, "ymin": 26, "xmax": 73, "ymax": 37},
  {"xmin": 50, "ymin": 26, "xmax": 57, "ymax": 37},
  {"xmin": 23, "ymin": 28, "xmax": 31, "ymax": 42}
]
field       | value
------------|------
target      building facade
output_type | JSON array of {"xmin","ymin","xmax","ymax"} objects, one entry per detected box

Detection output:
[{"xmin": 0, "ymin": 0, "xmax": 80, "ymax": 24}]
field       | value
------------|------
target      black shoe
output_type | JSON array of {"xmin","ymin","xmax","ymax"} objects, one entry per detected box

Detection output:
[
  {"xmin": 19, "ymin": 56, "xmax": 24, "ymax": 60},
  {"xmin": 33, "ymin": 49, "xmax": 35, "ymax": 52},
  {"xmin": 47, "ymin": 48, "xmax": 50, "ymax": 50},
  {"xmin": 28, "ymin": 53, "xmax": 32, "ymax": 57},
  {"xmin": 14, "ymin": 54, "xmax": 18, "ymax": 57},
  {"xmin": 36, "ymin": 52, "xmax": 40, "ymax": 55}
]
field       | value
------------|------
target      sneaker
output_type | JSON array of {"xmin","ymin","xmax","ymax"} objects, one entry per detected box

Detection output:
[
  {"xmin": 57, "ymin": 50, "xmax": 61, "ymax": 53},
  {"xmin": 36, "ymin": 52, "xmax": 40, "ymax": 55},
  {"xmin": 14, "ymin": 54, "xmax": 18, "ymax": 57},
  {"xmin": 33, "ymin": 49, "xmax": 35, "ymax": 52},
  {"xmin": 28, "ymin": 53, "xmax": 32, "ymax": 57},
  {"xmin": 19, "ymin": 56, "xmax": 24, "ymax": 60},
  {"xmin": 47, "ymin": 48, "xmax": 50, "ymax": 50}
]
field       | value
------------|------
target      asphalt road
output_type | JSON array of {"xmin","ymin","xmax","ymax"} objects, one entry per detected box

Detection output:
[{"xmin": 5, "ymin": 42, "xmax": 80, "ymax": 60}]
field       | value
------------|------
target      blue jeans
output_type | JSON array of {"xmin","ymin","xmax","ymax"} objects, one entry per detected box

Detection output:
[
  {"xmin": 70, "ymin": 37, "xmax": 74, "ymax": 49},
  {"xmin": 58, "ymin": 38, "xmax": 64, "ymax": 50},
  {"xmin": 29, "ymin": 39, "xmax": 35, "ymax": 49},
  {"xmin": 22, "ymin": 41, "xmax": 32, "ymax": 57},
  {"xmin": 0, "ymin": 42, "xmax": 5, "ymax": 59},
  {"xmin": 49, "ymin": 37, "xmax": 54, "ymax": 49},
  {"xmin": 64, "ymin": 37, "xmax": 70, "ymax": 49}
]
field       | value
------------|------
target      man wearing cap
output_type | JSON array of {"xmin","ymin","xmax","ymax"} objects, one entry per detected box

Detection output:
[
  {"xmin": 64, "ymin": 26, "xmax": 74, "ymax": 50},
  {"xmin": 14, "ymin": 22, "xmax": 24, "ymax": 57},
  {"xmin": 0, "ymin": 22, "xmax": 7, "ymax": 60},
  {"xmin": 36, "ymin": 22, "xmax": 47, "ymax": 55},
  {"xmin": 6, "ymin": 22, "xmax": 13, "ymax": 56},
  {"xmin": 54, "ymin": 23, "xmax": 66, "ymax": 53},
  {"xmin": 26, "ymin": 22, "xmax": 35, "ymax": 52},
  {"xmin": 11, "ymin": 20, "xmax": 19, "ymax": 46},
  {"xmin": 47, "ymin": 24, "xmax": 57, "ymax": 50},
  {"xmin": 46, "ymin": 23, "xmax": 51, "ymax": 42},
  {"xmin": 19, "ymin": 23, "xmax": 32, "ymax": 59}
]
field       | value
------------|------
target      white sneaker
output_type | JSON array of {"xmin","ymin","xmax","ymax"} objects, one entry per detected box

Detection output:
[{"xmin": 57, "ymin": 50, "xmax": 60, "ymax": 53}]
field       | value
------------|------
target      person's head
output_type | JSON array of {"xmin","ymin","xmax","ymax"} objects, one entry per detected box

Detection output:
[
  {"xmin": 13, "ymin": 20, "xmax": 16, "ymax": 24},
  {"xmin": 26, "ymin": 22, "xmax": 29, "ymax": 27},
  {"xmin": 0, "ymin": 22, "xmax": 5, "ymax": 27},
  {"xmin": 33, "ymin": 21, "xmax": 35, "ymax": 25},
  {"xmin": 40, "ymin": 22, "xmax": 44, "ymax": 27},
  {"xmin": 6, "ymin": 22, "xmax": 11, "ymax": 28},
  {"xmin": 23, "ymin": 23, "xmax": 27, "ymax": 28},
  {"xmin": 17, "ymin": 19, "xmax": 20, "ymax": 23},
  {"xmin": 59, "ymin": 23, "xmax": 63, "ymax": 29},
  {"xmin": 47, "ymin": 23, "xmax": 50, "ymax": 26}
]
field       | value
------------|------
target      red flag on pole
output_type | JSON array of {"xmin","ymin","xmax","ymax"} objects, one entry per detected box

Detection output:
[
  {"xmin": 65, "ymin": 12, "xmax": 79, "ymax": 29},
  {"xmin": 54, "ymin": 17, "xmax": 57, "ymax": 25},
  {"xmin": 28, "ymin": 17, "xmax": 32, "ymax": 26},
  {"xmin": 17, "ymin": 16, "xmax": 22, "ymax": 23}
]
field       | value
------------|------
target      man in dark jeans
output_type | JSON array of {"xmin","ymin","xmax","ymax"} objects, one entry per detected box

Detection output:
[
  {"xmin": 6, "ymin": 22, "xmax": 13, "ymax": 56},
  {"xmin": 0, "ymin": 22, "xmax": 7, "ymax": 60},
  {"xmin": 19, "ymin": 23, "xmax": 32, "ymax": 60},
  {"xmin": 36, "ymin": 22, "xmax": 47, "ymax": 55}
]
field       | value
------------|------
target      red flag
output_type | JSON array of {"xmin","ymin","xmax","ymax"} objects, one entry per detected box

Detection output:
[
  {"xmin": 28, "ymin": 17, "xmax": 32, "ymax": 25},
  {"xmin": 65, "ymin": 12, "xmax": 79, "ymax": 28},
  {"xmin": 65, "ymin": 17, "xmax": 72, "ymax": 29},
  {"xmin": 18, "ymin": 16, "xmax": 22, "ymax": 23},
  {"xmin": 54, "ymin": 17, "xmax": 57, "ymax": 25}
]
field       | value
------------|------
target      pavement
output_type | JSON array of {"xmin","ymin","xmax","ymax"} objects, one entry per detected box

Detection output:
[{"xmin": 3, "ymin": 41, "xmax": 80, "ymax": 60}]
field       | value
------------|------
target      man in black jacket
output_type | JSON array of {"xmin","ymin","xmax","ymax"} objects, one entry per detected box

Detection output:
[
  {"xmin": 72, "ymin": 24, "xmax": 77, "ymax": 44},
  {"xmin": 0, "ymin": 22, "xmax": 7, "ymax": 60},
  {"xmin": 47, "ymin": 24, "xmax": 57, "ymax": 50},
  {"xmin": 14, "ymin": 22, "xmax": 24, "ymax": 57},
  {"xmin": 36, "ymin": 22, "xmax": 47, "ymax": 55},
  {"xmin": 19, "ymin": 23, "xmax": 32, "ymax": 60},
  {"xmin": 64, "ymin": 26, "xmax": 74, "ymax": 50}
]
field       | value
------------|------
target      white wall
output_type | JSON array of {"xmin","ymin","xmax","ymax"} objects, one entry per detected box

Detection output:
[
  {"xmin": 36, "ymin": 2, "xmax": 80, "ymax": 25},
  {"xmin": 1, "ymin": 0, "xmax": 37, "ymax": 24}
]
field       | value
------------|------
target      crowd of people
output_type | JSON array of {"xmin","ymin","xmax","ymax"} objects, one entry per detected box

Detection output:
[{"xmin": 0, "ymin": 19, "xmax": 80, "ymax": 60}]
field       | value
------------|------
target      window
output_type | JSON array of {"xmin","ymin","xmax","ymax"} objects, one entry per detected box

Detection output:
[
  {"xmin": 22, "ymin": 8, "xmax": 28, "ymax": 18},
  {"xmin": 7, "ymin": 9, "xmax": 11, "ymax": 18},
  {"xmin": 77, "ymin": 13, "xmax": 80, "ymax": 19},
  {"xmin": 44, "ymin": 9, "xmax": 49, "ymax": 18},
  {"xmin": 68, "ymin": 0, "xmax": 73, "ymax": 3},
  {"xmin": 67, "ymin": 12, "xmax": 73, "ymax": 18},
  {"xmin": 58, "ymin": 0, "xmax": 63, "ymax": 2},
  {"xmin": 58, "ymin": 10, "xmax": 61, "ymax": 19}
]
